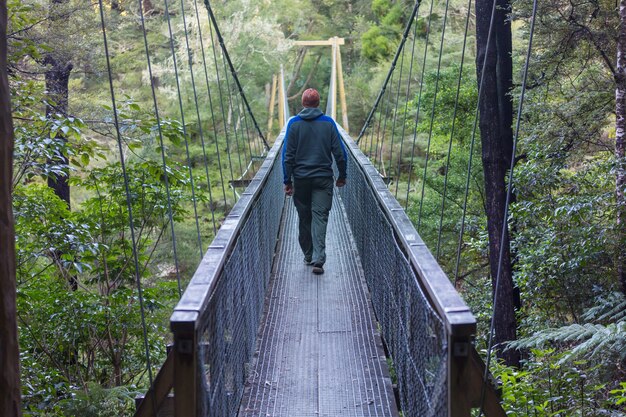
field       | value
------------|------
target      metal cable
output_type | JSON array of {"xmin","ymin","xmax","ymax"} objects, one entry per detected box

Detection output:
[
  {"xmin": 163, "ymin": 0, "xmax": 204, "ymax": 259},
  {"xmin": 191, "ymin": 0, "xmax": 228, "ymax": 210},
  {"xmin": 394, "ymin": 17, "xmax": 420, "ymax": 198},
  {"xmin": 136, "ymin": 0, "xmax": 183, "ymax": 296},
  {"xmin": 204, "ymin": 0, "xmax": 270, "ymax": 150},
  {"xmin": 436, "ymin": 0, "xmax": 473, "ymax": 261},
  {"xmin": 182, "ymin": 0, "xmax": 218, "ymax": 236},
  {"xmin": 97, "ymin": 0, "xmax": 155, "ymax": 404},
  {"xmin": 453, "ymin": 0, "xmax": 498, "ymax": 288},
  {"xmin": 406, "ymin": 0, "xmax": 436, "ymax": 219},
  {"xmin": 386, "ymin": 33, "xmax": 408, "ymax": 187},
  {"xmin": 207, "ymin": 19, "xmax": 237, "ymax": 202},
  {"xmin": 356, "ymin": 0, "xmax": 423, "ymax": 145},
  {"xmin": 479, "ymin": 0, "xmax": 537, "ymax": 414}
]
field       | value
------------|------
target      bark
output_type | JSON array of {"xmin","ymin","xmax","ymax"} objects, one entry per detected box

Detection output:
[
  {"xmin": 0, "ymin": 0, "xmax": 22, "ymax": 414},
  {"xmin": 44, "ymin": 54, "xmax": 72, "ymax": 206},
  {"xmin": 45, "ymin": 0, "xmax": 76, "ymax": 290},
  {"xmin": 475, "ymin": 0, "xmax": 520, "ymax": 367},
  {"xmin": 617, "ymin": 0, "xmax": 626, "ymax": 296}
]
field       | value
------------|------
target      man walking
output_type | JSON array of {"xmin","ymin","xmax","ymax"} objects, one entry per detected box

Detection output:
[{"xmin": 282, "ymin": 88, "xmax": 348, "ymax": 275}]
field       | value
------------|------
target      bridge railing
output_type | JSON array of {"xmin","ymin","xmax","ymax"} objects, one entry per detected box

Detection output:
[
  {"xmin": 336, "ymin": 126, "xmax": 501, "ymax": 417},
  {"xmin": 139, "ymin": 125, "xmax": 503, "ymax": 417},
  {"xmin": 169, "ymin": 132, "xmax": 285, "ymax": 417}
]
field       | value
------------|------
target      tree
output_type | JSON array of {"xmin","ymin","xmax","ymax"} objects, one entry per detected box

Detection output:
[
  {"xmin": 475, "ymin": 0, "xmax": 520, "ymax": 367},
  {"xmin": 617, "ymin": 0, "xmax": 626, "ymax": 296},
  {"xmin": 0, "ymin": 0, "xmax": 22, "ymax": 414},
  {"xmin": 44, "ymin": 0, "xmax": 73, "ymax": 207}
]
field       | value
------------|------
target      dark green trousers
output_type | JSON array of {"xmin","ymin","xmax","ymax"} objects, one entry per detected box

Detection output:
[{"xmin": 293, "ymin": 177, "xmax": 334, "ymax": 265}]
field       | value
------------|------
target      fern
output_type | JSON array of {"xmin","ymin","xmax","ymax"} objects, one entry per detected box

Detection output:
[{"xmin": 509, "ymin": 292, "xmax": 626, "ymax": 364}]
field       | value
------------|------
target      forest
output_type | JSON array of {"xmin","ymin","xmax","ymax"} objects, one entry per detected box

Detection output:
[{"xmin": 1, "ymin": 0, "xmax": 626, "ymax": 415}]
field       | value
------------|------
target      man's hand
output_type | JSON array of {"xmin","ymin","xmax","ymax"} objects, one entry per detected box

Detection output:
[
  {"xmin": 336, "ymin": 178, "xmax": 346, "ymax": 188},
  {"xmin": 284, "ymin": 183, "xmax": 294, "ymax": 196}
]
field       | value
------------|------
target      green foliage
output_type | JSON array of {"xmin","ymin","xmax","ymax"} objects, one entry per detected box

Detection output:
[{"xmin": 494, "ymin": 348, "xmax": 625, "ymax": 416}]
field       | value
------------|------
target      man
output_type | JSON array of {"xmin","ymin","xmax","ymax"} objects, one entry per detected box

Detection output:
[{"xmin": 282, "ymin": 88, "xmax": 348, "ymax": 275}]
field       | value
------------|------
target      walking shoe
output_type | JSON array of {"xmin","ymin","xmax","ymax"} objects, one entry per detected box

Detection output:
[
  {"xmin": 304, "ymin": 257, "xmax": 313, "ymax": 265},
  {"xmin": 312, "ymin": 263, "xmax": 324, "ymax": 275}
]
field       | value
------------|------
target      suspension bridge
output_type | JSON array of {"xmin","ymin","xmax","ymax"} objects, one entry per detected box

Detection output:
[{"xmin": 12, "ymin": 0, "xmax": 538, "ymax": 414}]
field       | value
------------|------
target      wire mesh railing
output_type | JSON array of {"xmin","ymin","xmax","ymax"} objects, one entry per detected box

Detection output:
[
  {"xmin": 337, "ymin": 126, "xmax": 476, "ymax": 417},
  {"xmin": 169, "ymin": 133, "xmax": 285, "ymax": 417}
]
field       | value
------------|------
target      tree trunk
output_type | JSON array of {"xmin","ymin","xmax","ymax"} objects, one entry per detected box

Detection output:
[
  {"xmin": 45, "ymin": 0, "xmax": 76, "ymax": 290},
  {"xmin": 44, "ymin": 54, "xmax": 72, "ymax": 206},
  {"xmin": 0, "ymin": 0, "xmax": 22, "ymax": 414},
  {"xmin": 475, "ymin": 0, "xmax": 520, "ymax": 367},
  {"xmin": 617, "ymin": 0, "xmax": 626, "ymax": 296}
]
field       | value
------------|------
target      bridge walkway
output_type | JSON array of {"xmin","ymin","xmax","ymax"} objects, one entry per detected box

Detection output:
[{"xmin": 239, "ymin": 193, "xmax": 398, "ymax": 417}]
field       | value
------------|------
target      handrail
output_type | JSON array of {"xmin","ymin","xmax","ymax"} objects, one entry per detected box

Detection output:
[{"xmin": 336, "ymin": 124, "xmax": 475, "ymax": 337}]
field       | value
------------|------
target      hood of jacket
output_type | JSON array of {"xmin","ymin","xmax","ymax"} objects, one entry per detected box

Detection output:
[{"xmin": 298, "ymin": 107, "xmax": 324, "ymax": 120}]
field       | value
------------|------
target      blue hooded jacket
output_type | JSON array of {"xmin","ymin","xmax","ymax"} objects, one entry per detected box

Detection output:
[{"xmin": 282, "ymin": 107, "xmax": 348, "ymax": 185}]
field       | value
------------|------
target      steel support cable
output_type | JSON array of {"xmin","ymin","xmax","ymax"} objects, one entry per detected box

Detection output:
[
  {"xmin": 417, "ymin": 0, "xmax": 452, "ymax": 228},
  {"xmin": 370, "ymin": 70, "xmax": 391, "ymax": 166},
  {"xmin": 355, "ymin": 0, "xmax": 423, "ymax": 145},
  {"xmin": 394, "ymin": 18, "xmax": 420, "ymax": 198},
  {"xmin": 453, "ymin": 0, "xmax": 498, "ymax": 288},
  {"xmin": 437, "ymin": 0, "xmax": 473, "ymax": 261},
  {"xmin": 207, "ymin": 21, "xmax": 237, "ymax": 202},
  {"xmin": 178, "ymin": 0, "xmax": 218, "ymax": 238},
  {"xmin": 163, "ymin": 0, "xmax": 204, "ymax": 260},
  {"xmin": 204, "ymin": 0, "xmax": 270, "ymax": 150},
  {"xmin": 372, "ymin": 84, "xmax": 386, "ymax": 168},
  {"xmin": 479, "ymin": 0, "xmax": 537, "ymax": 414},
  {"xmin": 137, "ymin": 0, "xmax": 183, "ymax": 296},
  {"xmin": 191, "ymin": 0, "xmax": 227, "ymax": 209},
  {"xmin": 386, "ymin": 34, "xmax": 409, "ymax": 184},
  {"xmin": 220, "ymin": 48, "xmax": 245, "ymax": 182},
  {"xmin": 97, "ymin": 0, "xmax": 155, "ymax": 402},
  {"xmin": 405, "ymin": 0, "xmax": 436, "ymax": 218},
  {"xmin": 378, "ymin": 72, "xmax": 395, "ymax": 176}
]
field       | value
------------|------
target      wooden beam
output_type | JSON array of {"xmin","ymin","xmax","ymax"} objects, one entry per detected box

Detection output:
[
  {"xmin": 335, "ymin": 41, "xmax": 349, "ymax": 132},
  {"xmin": 134, "ymin": 350, "xmax": 175, "ymax": 417},
  {"xmin": 293, "ymin": 38, "xmax": 345, "ymax": 46},
  {"xmin": 267, "ymin": 74, "xmax": 277, "ymax": 138}
]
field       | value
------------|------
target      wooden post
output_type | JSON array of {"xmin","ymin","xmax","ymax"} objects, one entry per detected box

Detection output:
[
  {"xmin": 335, "ymin": 40, "xmax": 349, "ymax": 131},
  {"xmin": 328, "ymin": 38, "xmax": 338, "ymax": 119},
  {"xmin": 267, "ymin": 74, "xmax": 277, "ymax": 138},
  {"xmin": 278, "ymin": 70, "xmax": 285, "ymax": 127},
  {"xmin": 0, "ymin": 0, "xmax": 22, "ymax": 415},
  {"xmin": 171, "ymin": 316, "xmax": 198, "ymax": 417}
]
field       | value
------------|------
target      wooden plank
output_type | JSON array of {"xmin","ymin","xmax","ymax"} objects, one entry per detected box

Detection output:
[
  {"xmin": 267, "ymin": 74, "xmax": 277, "ymax": 138},
  {"xmin": 134, "ymin": 351, "xmax": 175, "ymax": 417},
  {"xmin": 293, "ymin": 38, "xmax": 345, "ymax": 46},
  {"xmin": 336, "ymin": 42, "xmax": 349, "ymax": 132}
]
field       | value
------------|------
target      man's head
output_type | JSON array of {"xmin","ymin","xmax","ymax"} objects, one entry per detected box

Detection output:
[{"xmin": 301, "ymin": 88, "xmax": 320, "ymax": 108}]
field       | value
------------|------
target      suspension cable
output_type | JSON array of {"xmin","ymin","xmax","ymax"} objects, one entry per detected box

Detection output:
[
  {"xmin": 437, "ymin": 0, "xmax": 473, "ymax": 261},
  {"xmin": 386, "ymin": 33, "xmax": 409, "ymax": 184},
  {"xmin": 394, "ymin": 16, "xmax": 420, "ymax": 198},
  {"xmin": 192, "ymin": 0, "xmax": 228, "ymax": 210},
  {"xmin": 97, "ymin": 0, "xmax": 155, "ymax": 400},
  {"xmin": 479, "ymin": 0, "xmax": 538, "ymax": 414},
  {"xmin": 453, "ymin": 0, "xmax": 498, "ymax": 292},
  {"xmin": 404, "ymin": 0, "xmax": 435, "ymax": 224},
  {"xmin": 137, "ymin": 0, "xmax": 183, "ymax": 297},
  {"xmin": 181, "ymin": 0, "xmax": 218, "ymax": 237},
  {"xmin": 406, "ymin": 0, "xmax": 436, "ymax": 220},
  {"xmin": 207, "ymin": 20, "xmax": 237, "ymax": 202},
  {"xmin": 356, "ymin": 0, "xmax": 423, "ymax": 145},
  {"xmin": 204, "ymin": 0, "xmax": 270, "ymax": 150},
  {"xmin": 163, "ymin": 0, "xmax": 204, "ymax": 259}
]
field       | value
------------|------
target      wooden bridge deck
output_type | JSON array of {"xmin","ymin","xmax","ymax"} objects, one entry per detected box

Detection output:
[{"xmin": 239, "ymin": 193, "xmax": 399, "ymax": 417}]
